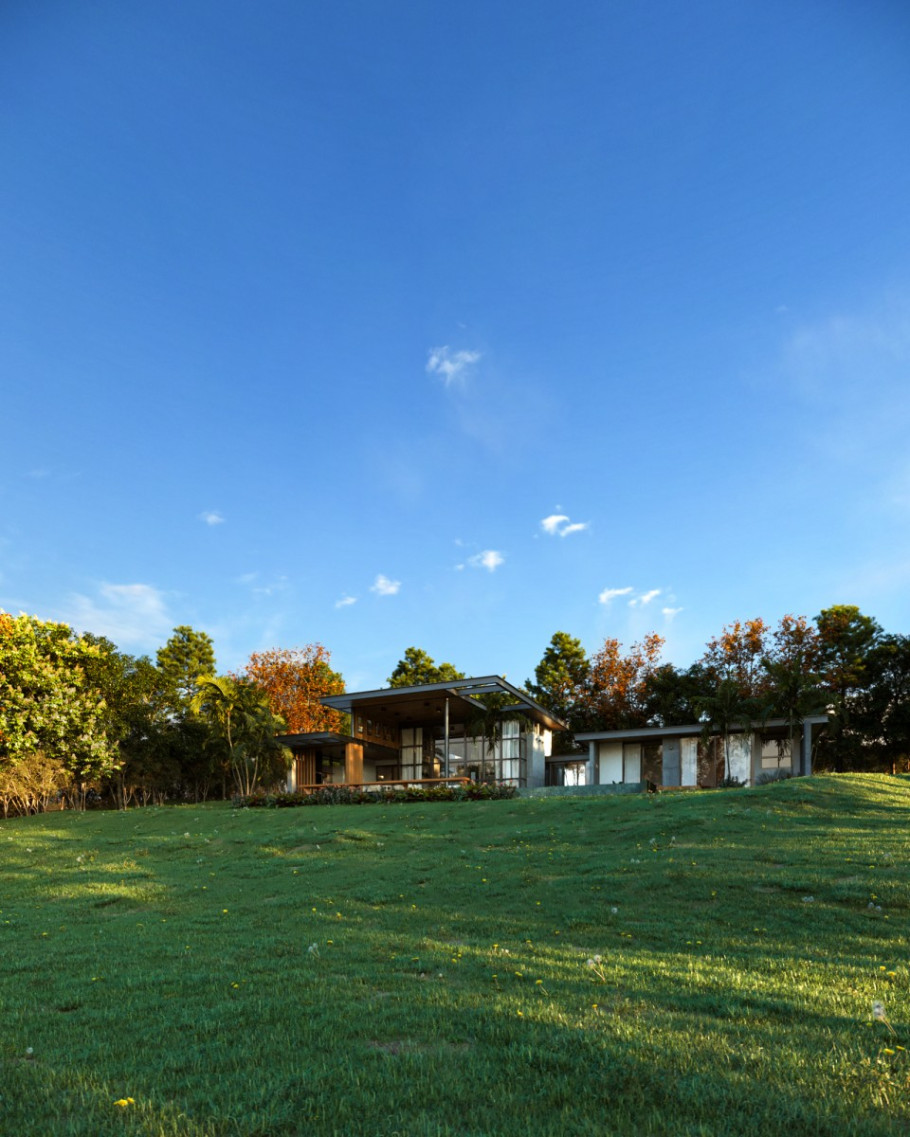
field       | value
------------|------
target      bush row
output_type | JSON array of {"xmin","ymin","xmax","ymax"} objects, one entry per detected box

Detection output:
[{"xmin": 235, "ymin": 782, "xmax": 519, "ymax": 808}]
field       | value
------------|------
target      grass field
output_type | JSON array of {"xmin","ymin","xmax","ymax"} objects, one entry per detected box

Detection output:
[{"xmin": 1, "ymin": 774, "xmax": 908, "ymax": 1136}]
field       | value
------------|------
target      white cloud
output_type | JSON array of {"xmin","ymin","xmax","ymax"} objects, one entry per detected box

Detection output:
[
  {"xmin": 426, "ymin": 346, "xmax": 481, "ymax": 387},
  {"xmin": 199, "ymin": 511, "xmax": 225, "ymax": 526},
  {"xmin": 63, "ymin": 582, "xmax": 175, "ymax": 651},
  {"xmin": 662, "ymin": 607, "xmax": 683, "ymax": 620},
  {"xmin": 598, "ymin": 586, "xmax": 633, "ymax": 605},
  {"xmin": 631, "ymin": 589, "xmax": 661, "ymax": 607},
  {"xmin": 541, "ymin": 514, "xmax": 570, "ymax": 535},
  {"xmin": 541, "ymin": 513, "xmax": 588, "ymax": 538},
  {"xmin": 335, "ymin": 595, "xmax": 358, "ymax": 608},
  {"xmin": 370, "ymin": 574, "xmax": 401, "ymax": 597},
  {"xmin": 469, "ymin": 550, "xmax": 504, "ymax": 572}
]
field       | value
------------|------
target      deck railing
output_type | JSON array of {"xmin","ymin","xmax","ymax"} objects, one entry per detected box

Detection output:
[{"xmin": 292, "ymin": 776, "xmax": 472, "ymax": 794}]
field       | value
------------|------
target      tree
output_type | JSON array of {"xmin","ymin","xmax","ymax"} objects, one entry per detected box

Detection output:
[
  {"xmin": 814, "ymin": 605, "xmax": 882, "ymax": 770},
  {"xmin": 242, "ymin": 645, "xmax": 345, "ymax": 733},
  {"xmin": 191, "ymin": 675, "xmax": 288, "ymax": 796},
  {"xmin": 701, "ymin": 618, "xmax": 769, "ymax": 699},
  {"xmin": 387, "ymin": 648, "xmax": 465, "ymax": 688},
  {"xmin": 526, "ymin": 632, "xmax": 589, "ymax": 750},
  {"xmin": 852, "ymin": 634, "xmax": 910, "ymax": 772},
  {"xmin": 156, "ymin": 625, "xmax": 216, "ymax": 708},
  {"xmin": 642, "ymin": 662, "xmax": 713, "ymax": 727},
  {"xmin": 0, "ymin": 613, "xmax": 118, "ymax": 808},
  {"xmin": 760, "ymin": 615, "xmax": 826, "ymax": 771},
  {"xmin": 584, "ymin": 633, "xmax": 665, "ymax": 731}
]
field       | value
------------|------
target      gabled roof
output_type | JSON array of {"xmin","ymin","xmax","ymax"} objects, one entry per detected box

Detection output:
[{"xmin": 321, "ymin": 675, "xmax": 566, "ymax": 733}]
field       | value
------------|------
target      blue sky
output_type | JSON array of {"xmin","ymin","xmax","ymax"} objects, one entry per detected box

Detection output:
[{"xmin": 2, "ymin": 0, "xmax": 910, "ymax": 691}]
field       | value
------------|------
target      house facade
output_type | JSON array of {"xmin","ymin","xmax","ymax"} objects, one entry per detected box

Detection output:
[
  {"xmin": 280, "ymin": 676, "xmax": 564, "ymax": 791},
  {"xmin": 574, "ymin": 715, "xmax": 828, "ymax": 789}
]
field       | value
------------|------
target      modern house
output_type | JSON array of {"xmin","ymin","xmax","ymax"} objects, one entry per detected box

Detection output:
[
  {"xmin": 280, "ymin": 675, "xmax": 565, "ymax": 791},
  {"xmin": 573, "ymin": 715, "xmax": 829, "ymax": 789}
]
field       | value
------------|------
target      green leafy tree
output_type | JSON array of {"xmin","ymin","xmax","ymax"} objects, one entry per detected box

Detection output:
[
  {"xmin": 815, "ymin": 605, "xmax": 882, "ymax": 770},
  {"xmin": 387, "ymin": 648, "xmax": 464, "ymax": 688},
  {"xmin": 760, "ymin": 615, "xmax": 826, "ymax": 772},
  {"xmin": 191, "ymin": 675, "xmax": 289, "ymax": 796},
  {"xmin": 642, "ymin": 662, "xmax": 713, "ymax": 727},
  {"xmin": 156, "ymin": 625, "xmax": 216, "ymax": 709},
  {"xmin": 526, "ymin": 631, "xmax": 590, "ymax": 751},
  {"xmin": 849, "ymin": 634, "xmax": 910, "ymax": 772},
  {"xmin": 0, "ymin": 613, "xmax": 118, "ymax": 809}
]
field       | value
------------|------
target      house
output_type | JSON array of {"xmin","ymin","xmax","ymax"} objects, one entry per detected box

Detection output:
[
  {"xmin": 573, "ymin": 715, "xmax": 829, "ymax": 789},
  {"xmin": 280, "ymin": 675, "xmax": 565, "ymax": 791}
]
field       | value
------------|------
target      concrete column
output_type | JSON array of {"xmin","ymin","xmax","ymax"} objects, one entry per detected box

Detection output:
[
  {"xmin": 587, "ymin": 741, "xmax": 597, "ymax": 786},
  {"xmin": 802, "ymin": 720, "xmax": 813, "ymax": 777}
]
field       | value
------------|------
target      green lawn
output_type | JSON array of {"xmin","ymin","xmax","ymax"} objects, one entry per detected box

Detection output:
[{"xmin": 1, "ymin": 774, "xmax": 908, "ymax": 1136}]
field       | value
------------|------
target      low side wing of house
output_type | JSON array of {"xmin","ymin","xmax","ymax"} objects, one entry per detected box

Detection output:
[{"xmin": 573, "ymin": 716, "xmax": 828, "ymax": 790}]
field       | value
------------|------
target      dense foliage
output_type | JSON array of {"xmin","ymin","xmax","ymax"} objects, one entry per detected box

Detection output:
[{"xmin": 526, "ymin": 606, "xmax": 910, "ymax": 772}]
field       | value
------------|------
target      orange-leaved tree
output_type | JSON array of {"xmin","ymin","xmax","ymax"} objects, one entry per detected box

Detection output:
[
  {"xmin": 701, "ymin": 618, "xmax": 769, "ymax": 699},
  {"xmin": 585, "ymin": 633, "xmax": 665, "ymax": 730},
  {"xmin": 241, "ymin": 645, "xmax": 345, "ymax": 734}
]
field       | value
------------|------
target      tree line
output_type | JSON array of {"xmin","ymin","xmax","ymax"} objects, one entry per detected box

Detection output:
[
  {"xmin": 524, "ymin": 606, "xmax": 910, "ymax": 774},
  {"xmin": 1, "ymin": 604, "xmax": 907, "ymax": 815},
  {"xmin": 0, "ymin": 616, "xmax": 344, "ymax": 816}
]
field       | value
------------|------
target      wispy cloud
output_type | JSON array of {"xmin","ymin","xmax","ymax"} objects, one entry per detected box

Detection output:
[
  {"xmin": 335, "ymin": 594, "xmax": 357, "ymax": 609},
  {"xmin": 199, "ymin": 511, "xmax": 225, "ymax": 526},
  {"xmin": 541, "ymin": 513, "xmax": 589, "ymax": 538},
  {"xmin": 469, "ymin": 550, "xmax": 504, "ymax": 572},
  {"xmin": 629, "ymin": 589, "xmax": 661, "ymax": 607},
  {"xmin": 426, "ymin": 346, "xmax": 481, "ymax": 387},
  {"xmin": 370, "ymin": 574, "xmax": 401, "ymax": 597},
  {"xmin": 598, "ymin": 586, "xmax": 633, "ymax": 605},
  {"xmin": 662, "ymin": 606, "xmax": 683, "ymax": 620},
  {"xmin": 62, "ymin": 582, "xmax": 175, "ymax": 651}
]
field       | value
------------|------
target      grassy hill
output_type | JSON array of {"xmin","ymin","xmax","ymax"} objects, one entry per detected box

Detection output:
[{"xmin": 1, "ymin": 774, "xmax": 908, "ymax": 1136}]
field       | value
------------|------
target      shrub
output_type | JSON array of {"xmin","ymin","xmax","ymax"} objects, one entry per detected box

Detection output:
[{"xmin": 234, "ymin": 782, "xmax": 519, "ymax": 808}]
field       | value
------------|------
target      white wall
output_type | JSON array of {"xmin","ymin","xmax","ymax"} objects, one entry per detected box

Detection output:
[
  {"xmin": 598, "ymin": 741, "xmax": 624, "ymax": 784},
  {"xmin": 728, "ymin": 734, "xmax": 752, "ymax": 783},
  {"xmin": 681, "ymin": 738, "xmax": 699, "ymax": 786}
]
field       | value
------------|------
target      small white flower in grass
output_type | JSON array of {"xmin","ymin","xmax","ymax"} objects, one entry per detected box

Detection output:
[
  {"xmin": 610, "ymin": 907, "xmax": 619, "ymax": 915},
  {"xmin": 872, "ymin": 1000, "xmax": 896, "ymax": 1035},
  {"xmin": 307, "ymin": 943, "xmax": 319, "ymax": 957},
  {"xmin": 802, "ymin": 896, "xmax": 815, "ymax": 903}
]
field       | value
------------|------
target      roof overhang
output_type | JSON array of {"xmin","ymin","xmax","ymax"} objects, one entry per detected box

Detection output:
[
  {"xmin": 321, "ymin": 675, "xmax": 566, "ymax": 733},
  {"xmin": 575, "ymin": 715, "xmax": 829, "ymax": 744},
  {"xmin": 276, "ymin": 732, "xmax": 399, "ymax": 761}
]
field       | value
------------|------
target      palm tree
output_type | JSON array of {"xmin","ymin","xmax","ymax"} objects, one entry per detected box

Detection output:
[{"xmin": 191, "ymin": 675, "xmax": 287, "ymax": 796}]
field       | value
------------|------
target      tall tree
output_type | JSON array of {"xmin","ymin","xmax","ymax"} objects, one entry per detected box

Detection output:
[
  {"xmin": 191, "ymin": 675, "xmax": 288, "ymax": 796},
  {"xmin": 242, "ymin": 645, "xmax": 345, "ymax": 733},
  {"xmin": 760, "ymin": 615, "xmax": 826, "ymax": 770},
  {"xmin": 642, "ymin": 662, "xmax": 713, "ymax": 727},
  {"xmin": 156, "ymin": 625, "xmax": 216, "ymax": 708},
  {"xmin": 814, "ymin": 605, "xmax": 882, "ymax": 770},
  {"xmin": 387, "ymin": 647, "xmax": 464, "ymax": 688},
  {"xmin": 701, "ymin": 618, "xmax": 770, "ymax": 698},
  {"xmin": 526, "ymin": 631, "xmax": 590, "ymax": 751},
  {"xmin": 0, "ymin": 614, "xmax": 118, "ymax": 807},
  {"xmin": 852, "ymin": 634, "xmax": 910, "ymax": 772},
  {"xmin": 585, "ymin": 633, "xmax": 665, "ymax": 730}
]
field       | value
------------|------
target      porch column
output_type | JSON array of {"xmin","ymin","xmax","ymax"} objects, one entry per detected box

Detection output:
[
  {"xmin": 802, "ymin": 719, "xmax": 813, "ymax": 777},
  {"xmin": 345, "ymin": 741, "xmax": 364, "ymax": 784},
  {"xmin": 587, "ymin": 741, "xmax": 597, "ymax": 785}
]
